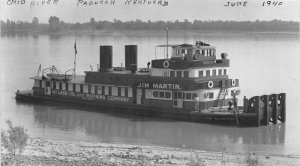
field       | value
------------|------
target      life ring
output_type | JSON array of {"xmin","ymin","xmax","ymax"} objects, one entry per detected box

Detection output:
[
  {"xmin": 231, "ymin": 79, "xmax": 236, "ymax": 86},
  {"xmin": 163, "ymin": 60, "xmax": 169, "ymax": 68},
  {"xmin": 208, "ymin": 81, "xmax": 214, "ymax": 89},
  {"xmin": 204, "ymin": 92, "xmax": 209, "ymax": 98}
]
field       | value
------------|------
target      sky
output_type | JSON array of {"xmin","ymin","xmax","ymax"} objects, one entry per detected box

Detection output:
[{"xmin": 1, "ymin": 0, "xmax": 299, "ymax": 23}]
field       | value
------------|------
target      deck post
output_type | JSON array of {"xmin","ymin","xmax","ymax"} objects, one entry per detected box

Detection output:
[
  {"xmin": 260, "ymin": 95, "xmax": 269, "ymax": 125},
  {"xmin": 278, "ymin": 93, "xmax": 286, "ymax": 123},
  {"xmin": 255, "ymin": 96, "xmax": 261, "ymax": 127},
  {"xmin": 270, "ymin": 94, "xmax": 279, "ymax": 124}
]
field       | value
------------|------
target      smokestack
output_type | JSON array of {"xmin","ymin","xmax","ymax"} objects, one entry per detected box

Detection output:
[
  {"xmin": 100, "ymin": 45, "xmax": 113, "ymax": 72},
  {"xmin": 125, "ymin": 45, "xmax": 137, "ymax": 73}
]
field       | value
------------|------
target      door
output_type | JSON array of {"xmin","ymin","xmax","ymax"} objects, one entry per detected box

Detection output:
[
  {"xmin": 45, "ymin": 87, "xmax": 51, "ymax": 95},
  {"xmin": 137, "ymin": 88, "xmax": 142, "ymax": 105},
  {"xmin": 173, "ymin": 92, "xmax": 183, "ymax": 108}
]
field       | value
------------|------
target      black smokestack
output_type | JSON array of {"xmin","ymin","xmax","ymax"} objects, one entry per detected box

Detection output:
[
  {"xmin": 100, "ymin": 45, "xmax": 113, "ymax": 72},
  {"xmin": 125, "ymin": 45, "xmax": 137, "ymax": 72}
]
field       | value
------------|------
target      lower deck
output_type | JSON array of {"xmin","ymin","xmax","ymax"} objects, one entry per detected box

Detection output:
[{"xmin": 16, "ymin": 89, "xmax": 261, "ymax": 126}]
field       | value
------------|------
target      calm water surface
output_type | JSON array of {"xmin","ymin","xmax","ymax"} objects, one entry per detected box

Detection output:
[{"xmin": 1, "ymin": 31, "xmax": 300, "ymax": 155}]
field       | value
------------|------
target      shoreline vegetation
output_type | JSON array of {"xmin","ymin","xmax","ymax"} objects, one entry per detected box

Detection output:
[
  {"xmin": 1, "ymin": 17, "xmax": 299, "ymax": 36},
  {"xmin": 1, "ymin": 138, "xmax": 300, "ymax": 166}
]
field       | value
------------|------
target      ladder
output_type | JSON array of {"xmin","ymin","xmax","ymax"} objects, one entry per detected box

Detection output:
[{"xmin": 215, "ymin": 88, "xmax": 227, "ymax": 108}]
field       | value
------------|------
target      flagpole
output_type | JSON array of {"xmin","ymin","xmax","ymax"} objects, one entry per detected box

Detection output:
[{"xmin": 74, "ymin": 40, "xmax": 77, "ymax": 78}]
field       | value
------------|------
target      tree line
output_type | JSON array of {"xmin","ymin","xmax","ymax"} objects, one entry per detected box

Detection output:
[{"xmin": 1, "ymin": 16, "xmax": 299, "ymax": 34}]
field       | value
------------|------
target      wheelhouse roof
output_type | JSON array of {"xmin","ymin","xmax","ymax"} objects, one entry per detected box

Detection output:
[{"xmin": 156, "ymin": 44, "xmax": 215, "ymax": 49}]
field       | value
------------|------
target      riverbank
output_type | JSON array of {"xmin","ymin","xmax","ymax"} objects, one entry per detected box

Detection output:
[
  {"xmin": 1, "ymin": 138, "xmax": 300, "ymax": 166},
  {"xmin": 1, "ymin": 29, "xmax": 299, "ymax": 38}
]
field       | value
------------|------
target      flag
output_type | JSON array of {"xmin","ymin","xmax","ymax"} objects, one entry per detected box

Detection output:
[{"xmin": 74, "ymin": 40, "xmax": 78, "ymax": 54}]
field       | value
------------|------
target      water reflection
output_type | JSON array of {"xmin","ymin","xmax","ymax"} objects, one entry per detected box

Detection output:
[{"xmin": 15, "ymin": 100, "xmax": 286, "ymax": 153}]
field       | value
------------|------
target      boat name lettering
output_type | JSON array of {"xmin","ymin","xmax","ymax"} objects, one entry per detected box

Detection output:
[
  {"xmin": 51, "ymin": 89, "xmax": 129, "ymax": 102},
  {"xmin": 137, "ymin": 83, "xmax": 181, "ymax": 90}
]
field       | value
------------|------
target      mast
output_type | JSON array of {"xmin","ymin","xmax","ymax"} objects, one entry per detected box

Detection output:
[
  {"xmin": 166, "ymin": 27, "xmax": 169, "ymax": 59},
  {"xmin": 74, "ymin": 39, "xmax": 77, "ymax": 77}
]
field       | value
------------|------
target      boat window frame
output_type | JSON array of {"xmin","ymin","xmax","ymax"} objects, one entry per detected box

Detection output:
[
  {"xmin": 183, "ymin": 71, "xmax": 189, "ymax": 78},
  {"xmin": 212, "ymin": 69, "xmax": 216, "ymax": 76},
  {"xmin": 176, "ymin": 71, "xmax": 182, "ymax": 78},
  {"xmin": 218, "ymin": 69, "xmax": 222, "ymax": 75},
  {"xmin": 186, "ymin": 93, "xmax": 192, "ymax": 100},
  {"xmin": 170, "ymin": 71, "xmax": 175, "ymax": 77},
  {"xmin": 199, "ymin": 70, "xmax": 204, "ymax": 77},
  {"xmin": 80, "ymin": 84, "xmax": 83, "ymax": 93},
  {"xmin": 206, "ymin": 70, "xmax": 210, "ymax": 77}
]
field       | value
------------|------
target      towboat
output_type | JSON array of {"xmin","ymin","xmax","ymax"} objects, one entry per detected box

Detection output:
[{"xmin": 16, "ymin": 41, "xmax": 286, "ymax": 126}]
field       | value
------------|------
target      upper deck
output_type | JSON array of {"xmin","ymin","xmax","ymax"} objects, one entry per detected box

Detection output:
[{"xmin": 152, "ymin": 41, "xmax": 229, "ymax": 70}]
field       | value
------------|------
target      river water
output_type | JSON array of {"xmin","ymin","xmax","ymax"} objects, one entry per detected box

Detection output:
[{"xmin": 1, "ymin": 31, "xmax": 300, "ymax": 155}]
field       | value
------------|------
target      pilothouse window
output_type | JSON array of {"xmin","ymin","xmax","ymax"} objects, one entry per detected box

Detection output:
[{"xmin": 176, "ymin": 49, "xmax": 180, "ymax": 55}]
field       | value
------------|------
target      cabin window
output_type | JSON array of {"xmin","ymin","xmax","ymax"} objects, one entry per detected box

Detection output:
[
  {"xmin": 174, "ymin": 92, "xmax": 178, "ymax": 99},
  {"xmin": 73, "ymin": 84, "xmax": 76, "ymax": 92},
  {"xmin": 46, "ymin": 81, "xmax": 50, "ymax": 87},
  {"xmin": 209, "ymin": 50, "xmax": 214, "ymax": 56},
  {"xmin": 118, "ymin": 87, "xmax": 121, "ymax": 96},
  {"xmin": 193, "ymin": 93, "xmax": 198, "ymax": 99},
  {"xmin": 102, "ymin": 86, "xmax": 106, "ymax": 95},
  {"xmin": 170, "ymin": 71, "xmax": 175, "ymax": 77},
  {"xmin": 68, "ymin": 83, "xmax": 73, "ymax": 91},
  {"xmin": 41, "ymin": 81, "xmax": 45, "ymax": 88},
  {"xmin": 128, "ymin": 88, "xmax": 133, "ymax": 97},
  {"xmin": 109, "ymin": 87, "xmax": 112, "ymax": 95},
  {"xmin": 34, "ymin": 80, "xmax": 39, "ymax": 87},
  {"xmin": 195, "ymin": 50, "xmax": 200, "ymax": 54},
  {"xmin": 181, "ymin": 49, "xmax": 187, "ymax": 54},
  {"xmin": 178, "ymin": 92, "xmax": 183, "ymax": 99},
  {"xmin": 224, "ymin": 69, "xmax": 227, "ymax": 75},
  {"xmin": 125, "ymin": 87, "xmax": 128, "ymax": 97},
  {"xmin": 199, "ymin": 70, "xmax": 204, "ymax": 77},
  {"xmin": 62, "ymin": 83, "xmax": 66, "ymax": 91},
  {"xmin": 80, "ymin": 84, "xmax": 83, "ymax": 93},
  {"xmin": 91, "ymin": 85, "xmax": 95, "ymax": 94},
  {"xmin": 39, "ymin": 80, "xmax": 42, "ymax": 87},
  {"xmin": 75, "ymin": 84, "xmax": 80, "ymax": 92},
  {"xmin": 83, "ymin": 85, "xmax": 89, "ymax": 93},
  {"xmin": 164, "ymin": 71, "xmax": 169, "ymax": 77},
  {"xmin": 176, "ymin": 71, "xmax": 182, "ymax": 78},
  {"xmin": 209, "ymin": 92, "xmax": 214, "ymax": 99},
  {"xmin": 65, "ymin": 83, "xmax": 68, "ymax": 91},
  {"xmin": 211, "ymin": 50, "xmax": 214, "ymax": 56},
  {"xmin": 88, "ymin": 85, "xmax": 91, "ymax": 93},
  {"xmin": 159, "ymin": 92, "xmax": 164, "ymax": 98},
  {"xmin": 121, "ymin": 87, "xmax": 125, "ymax": 96},
  {"xmin": 153, "ymin": 91, "xmax": 159, "ymax": 98},
  {"xmin": 97, "ymin": 86, "xmax": 102, "ymax": 94},
  {"xmin": 218, "ymin": 69, "xmax": 222, "ymax": 75},
  {"xmin": 212, "ymin": 69, "xmax": 216, "ymax": 76},
  {"xmin": 95, "ymin": 85, "xmax": 98, "ymax": 94},
  {"xmin": 184, "ymin": 71, "xmax": 189, "ymax": 78},
  {"xmin": 59, "ymin": 82, "xmax": 62, "ymax": 90},
  {"xmin": 165, "ymin": 92, "xmax": 171, "ymax": 98},
  {"xmin": 55, "ymin": 82, "xmax": 59, "ymax": 90},
  {"xmin": 176, "ymin": 49, "xmax": 180, "ymax": 55},
  {"xmin": 112, "ymin": 87, "xmax": 118, "ymax": 96},
  {"xmin": 201, "ymin": 50, "xmax": 205, "ymax": 55},
  {"xmin": 186, "ymin": 93, "xmax": 192, "ymax": 100},
  {"xmin": 206, "ymin": 70, "xmax": 210, "ymax": 77}
]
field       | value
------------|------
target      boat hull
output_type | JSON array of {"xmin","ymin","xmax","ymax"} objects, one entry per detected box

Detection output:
[{"xmin": 15, "ymin": 90, "xmax": 259, "ymax": 126}]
